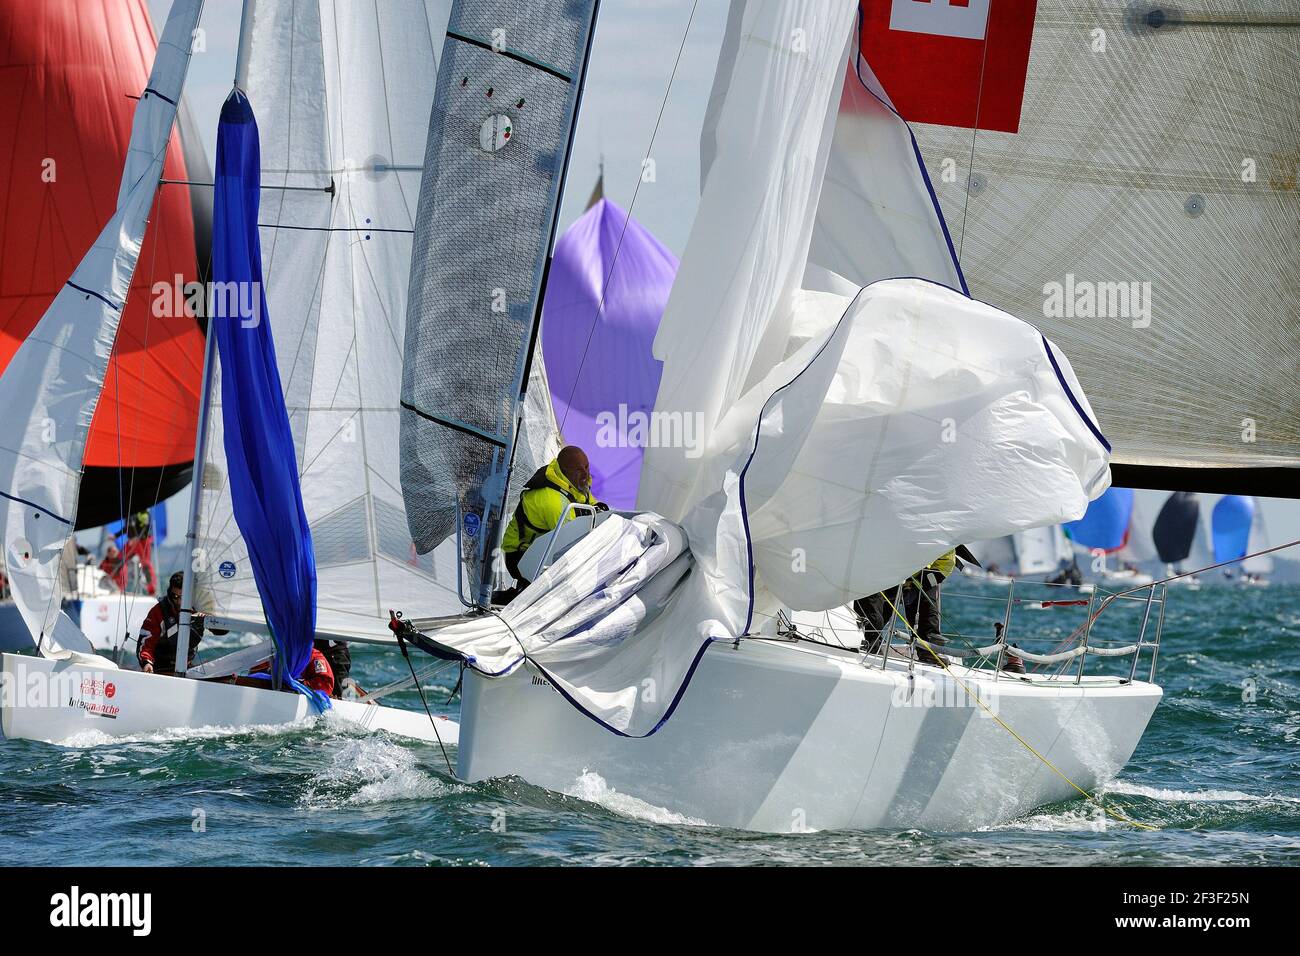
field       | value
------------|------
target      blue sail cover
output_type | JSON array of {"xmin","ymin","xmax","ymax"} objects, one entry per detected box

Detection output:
[
  {"xmin": 211, "ymin": 90, "xmax": 319, "ymax": 696},
  {"xmin": 542, "ymin": 198, "xmax": 677, "ymax": 509},
  {"xmin": 1063, "ymin": 486, "xmax": 1133, "ymax": 553},
  {"xmin": 1211, "ymin": 495, "xmax": 1254, "ymax": 563}
]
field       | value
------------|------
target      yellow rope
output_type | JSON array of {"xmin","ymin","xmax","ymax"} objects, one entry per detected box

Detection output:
[{"xmin": 880, "ymin": 590, "xmax": 1157, "ymax": 831}]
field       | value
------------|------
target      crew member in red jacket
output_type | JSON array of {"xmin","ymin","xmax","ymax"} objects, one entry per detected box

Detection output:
[
  {"xmin": 101, "ymin": 512, "xmax": 158, "ymax": 595},
  {"xmin": 300, "ymin": 646, "xmax": 335, "ymax": 695},
  {"xmin": 250, "ymin": 645, "xmax": 334, "ymax": 695},
  {"xmin": 138, "ymin": 572, "xmax": 203, "ymax": 673}
]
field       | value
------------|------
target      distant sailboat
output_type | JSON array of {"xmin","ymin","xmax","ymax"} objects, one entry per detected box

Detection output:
[
  {"xmin": 1212, "ymin": 495, "xmax": 1272, "ymax": 585},
  {"xmin": 969, "ymin": 525, "xmax": 1073, "ymax": 580},
  {"xmin": 1152, "ymin": 491, "xmax": 1206, "ymax": 587},
  {"xmin": 1, "ymin": 0, "xmax": 460, "ymax": 746},
  {"xmin": 1064, "ymin": 487, "xmax": 1153, "ymax": 586}
]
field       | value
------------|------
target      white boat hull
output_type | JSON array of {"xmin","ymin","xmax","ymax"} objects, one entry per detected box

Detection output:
[
  {"xmin": 457, "ymin": 639, "xmax": 1160, "ymax": 832},
  {"xmin": 0, "ymin": 653, "xmax": 458, "ymax": 746},
  {"xmin": 78, "ymin": 592, "xmax": 153, "ymax": 652}
]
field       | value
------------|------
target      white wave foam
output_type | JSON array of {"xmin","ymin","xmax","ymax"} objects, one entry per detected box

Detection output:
[
  {"xmin": 563, "ymin": 770, "xmax": 709, "ymax": 827},
  {"xmin": 984, "ymin": 803, "xmax": 1112, "ymax": 833},
  {"xmin": 1105, "ymin": 779, "xmax": 1300, "ymax": 805},
  {"xmin": 54, "ymin": 718, "xmax": 318, "ymax": 748},
  {"xmin": 304, "ymin": 736, "xmax": 453, "ymax": 806}
]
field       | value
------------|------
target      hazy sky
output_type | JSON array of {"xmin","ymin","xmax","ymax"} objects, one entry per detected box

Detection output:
[{"xmin": 145, "ymin": 0, "xmax": 1300, "ymax": 550}]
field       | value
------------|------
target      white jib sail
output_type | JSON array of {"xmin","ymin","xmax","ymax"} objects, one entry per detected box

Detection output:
[
  {"xmin": 192, "ymin": 0, "xmax": 471, "ymax": 642},
  {"xmin": 0, "ymin": 0, "xmax": 204, "ymax": 656}
]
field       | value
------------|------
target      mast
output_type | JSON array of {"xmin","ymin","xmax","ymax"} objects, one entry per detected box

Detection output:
[
  {"xmin": 174, "ymin": 322, "xmax": 216, "ymax": 676},
  {"xmin": 397, "ymin": 0, "xmax": 602, "ymax": 608},
  {"xmin": 482, "ymin": 0, "xmax": 602, "ymax": 607},
  {"xmin": 176, "ymin": 0, "xmax": 255, "ymax": 676}
]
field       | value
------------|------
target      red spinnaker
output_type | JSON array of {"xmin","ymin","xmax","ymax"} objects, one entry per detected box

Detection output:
[{"xmin": 0, "ymin": 0, "xmax": 204, "ymax": 527}]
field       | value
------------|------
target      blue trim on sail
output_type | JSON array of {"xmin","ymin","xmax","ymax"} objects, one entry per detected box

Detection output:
[
  {"xmin": 1039, "ymin": 335, "xmax": 1111, "ymax": 453},
  {"xmin": 65, "ymin": 281, "xmax": 122, "ymax": 311},
  {"xmin": 0, "ymin": 490, "xmax": 71, "ymax": 525}
]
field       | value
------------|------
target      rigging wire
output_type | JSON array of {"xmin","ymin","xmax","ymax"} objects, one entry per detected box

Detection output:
[
  {"xmin": 555, "ymin": 0, "xmax": 700, "ymax": 439},
  {"xmin": 394, "ymin": 627, "xmax": 455, "ymax": 776}
]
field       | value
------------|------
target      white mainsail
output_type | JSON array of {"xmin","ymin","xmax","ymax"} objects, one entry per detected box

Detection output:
[
  {"xmin": 904, "ymin": 1, "xmax": 1299, "ymax": 482},
  {"xmin": 0, "ymin": 0, "xmax": 204, "ymax": 656},
  {"xmin": 192, "ymin": 0, "xmax": 467, "ymax": 642}
]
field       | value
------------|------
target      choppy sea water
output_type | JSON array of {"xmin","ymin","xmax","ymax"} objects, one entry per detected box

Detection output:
[{"xmin": 1, "ymin": 583, "xmax": 1297, "ymax": 866}]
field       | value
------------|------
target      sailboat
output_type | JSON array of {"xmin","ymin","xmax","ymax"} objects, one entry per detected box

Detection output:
[
  {"xmin": 0, "ymin": 0, "xmax": 206, "ymax": 656},
  {"xmin": 1152, "ymin": 492, "xmax": 1206, "ymax": 588},
  {"xmin": 1, "ymin": 0, "xmax": 459, "ymax": 746},
  {"xmin": 1063, "ymin": 487, "xmax": 1155, "ymax": 587},
  {"xmin": 1212, "ymin": 495, "xmax": 1272, "ymax": 586},
  {"xmin": 966, "ymin": 525, "xmax": 1074, "ymax": 582},
  {"xmin": 390, "ymin": 0, "xmax": 1166, "ymax": 833}
]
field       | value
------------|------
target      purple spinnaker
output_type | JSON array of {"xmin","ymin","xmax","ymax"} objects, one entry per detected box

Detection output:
[{"xmin": 541, "ymin": 198, "xmax": 678, "ymax": 509}]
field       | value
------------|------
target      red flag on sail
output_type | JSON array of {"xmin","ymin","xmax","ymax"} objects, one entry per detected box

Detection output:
[{"xmin": 858, "ymin": 0, "xmax": 1038, "ymax": 133}]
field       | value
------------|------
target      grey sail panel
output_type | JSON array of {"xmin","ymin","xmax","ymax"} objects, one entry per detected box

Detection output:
[
  {"xmin": 401, "ymin": 0, "xmax": 598, "ymax": 599},
  {"xmin": 910, "ymin": 2, "xmax": 1299, "ymax": 486}
]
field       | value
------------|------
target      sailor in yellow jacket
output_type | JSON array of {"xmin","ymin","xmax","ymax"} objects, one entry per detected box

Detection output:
[{"xmin": 499, "ymin": 446, "xmax": 604, "ymax": 594}]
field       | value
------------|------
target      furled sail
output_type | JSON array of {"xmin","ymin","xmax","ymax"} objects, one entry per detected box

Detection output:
[
  {"xmin": 0, "ymin": 0, "xmax": 206, "ymax": 528},
  {"xmin": 400, "ymin": 0, "xmax": 599, "ymax": 605},
  {"xmin": 859, "ymin": 1, "xmax": 1299, "ymax": 494},
  {"xmin": 209, "ymin": 90, "xmax": 319, "ymax": 690},
  {"xmin": 0, "ymin": 0, "xmax": 204, "ymax": 654},
  {"xmin": 541, "ymin": 196, "xmax": 677, "ymax": 509},
  {"xmin": 191, "ymin": 0, "xmax": 468, "ymax": 643}
]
